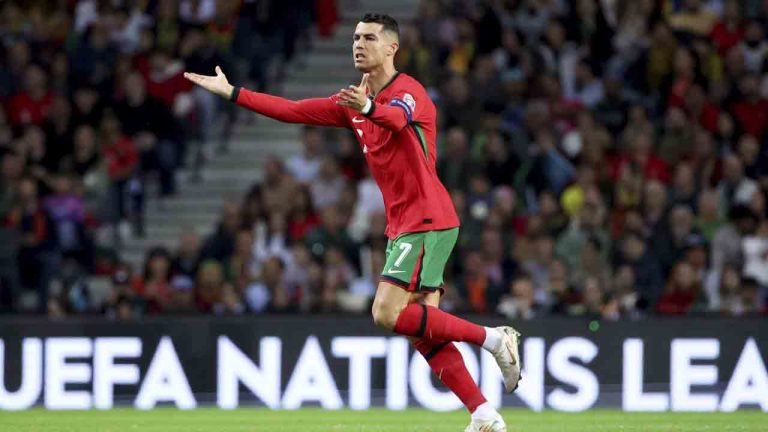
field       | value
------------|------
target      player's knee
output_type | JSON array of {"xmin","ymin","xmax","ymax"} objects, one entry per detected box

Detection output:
[{"xmin": 371, "ymin": 300, "xmax": 398, "ymax": 330}]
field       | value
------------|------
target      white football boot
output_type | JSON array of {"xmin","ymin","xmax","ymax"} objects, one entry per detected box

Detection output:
[
  {"xmin": 491, "ymin": 326, "xmax": 522, "ymax": 393},
  {"xmin": 464, "ymin": 411, "xmax": 506, "ymax": 432}
]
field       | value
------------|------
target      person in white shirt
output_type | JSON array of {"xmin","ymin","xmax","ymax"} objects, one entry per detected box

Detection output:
[{"xmin": 286, "ymin": 125, "xmax": 324, "ymax": 183}]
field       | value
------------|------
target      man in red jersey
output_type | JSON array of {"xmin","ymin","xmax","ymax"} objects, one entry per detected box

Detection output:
[{"xmin": 185, "ymin": 14, "xmax": 520, "ymax": 431}]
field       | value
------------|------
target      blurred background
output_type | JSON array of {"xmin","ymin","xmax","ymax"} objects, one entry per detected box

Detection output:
[{"xmin": 0, "ymin": 0, "xmax": 766, "ymax": 322}]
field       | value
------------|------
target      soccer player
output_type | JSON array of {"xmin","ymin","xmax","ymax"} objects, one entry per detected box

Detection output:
[{"xmin": 185, "ymin": 13, "xmax": 521, "ymax": 431}]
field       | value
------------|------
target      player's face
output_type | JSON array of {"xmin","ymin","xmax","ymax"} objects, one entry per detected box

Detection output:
[{"xmin": 353, "ymin": 22, "xmax": 397, "ymax": 72}]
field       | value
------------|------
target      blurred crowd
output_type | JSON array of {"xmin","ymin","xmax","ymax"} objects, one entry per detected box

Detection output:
[
  {"xmin": 405, "ymin": 0, "xmax": 768, "ymax": 320},
  {"xmin": 0, "ymin": 0, "xmax": 327, "ymax": 314},
  {"xmin": 2, "ymin": 0, "xmax": 768, "ymax": 320}
]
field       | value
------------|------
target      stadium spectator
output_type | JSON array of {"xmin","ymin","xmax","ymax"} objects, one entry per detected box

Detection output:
[
  {"xmin": 136, "ymin": 247, "xmax": 173, "ymax": 313},
  {"xmin": 171, "ymin": 229, "xmax": 202, "ymax": 278},
  {"xmin": 310, "ymin": 155, "xmax": 346, "ymax": 210},
  {"xmin": 216, "ymin": 282, "xmax": 246, "ymax": 315},
  {"xmin": 195, "ymin": 259, "xmax": 229, "ymax": 313},
  {"xmin": 224, "ymin": 229, "xmax": 258, "ymax": 294},
  {"xmin": 62, "ymin": 126, "xmax": 110, "ymax": 218},
  {"xmin": 570, "ymin": 235, "xmax": 611, "ymax": 293},
  {"xmin": 323, "ymin": 245, "xmax": 358, "ymax": 312},
  {"xmin": 651, "ymin": 205, "xmax": 697, "ymax": 276},
  {"xmin": 253, "ymin": 212, "xmax": 292, "ymax": 266},
  {"xmin": 286, "ymin": 126, "xmax": 325, "ymax": 183},
  {"xmin": 245, "ymin": 256, "xmax": 291, "ymax": 313},
  {"xmin": 201, "ymin": 200, "xmax": 240, "ymax": 262},
  {"xmin": 497, "ymin": 275, "xmax": 539, "ymax": 320},
  {"xmin": 2, "ymin": 0, "xmax": 768, "ymax": 319},
  {"xmin": 305, "ymin": 204, "xmax": 355, "ymax": 262},
  {"xmin": 167, "ymin": 275, "xmax": 196, "ymax": 313},
  {"xmin": 103, "ymin": 263, "xmax": 142, "ymax": 319},
  {"xmin": 43, "ymin": 173, "xmax": 93, "ymax": 271},
  {"xmin": 456, "ymin": 249, "xmax": 499, "ymax": 314},
  {"xmin": 8, "ymin": 65, "xmax": 53, "ymax": 128},
  {"xmin": 287, "ymin": 185, "xmax": 320, "ymax": 242},
  {"xmin": 656, "ymin": 261, "xmax": 705, "ymax": 315},
  {"xmin": 618, "ymin": 231, "xmax": 665, "ymax": 310},
  {"xmin": 544, "ymin": 258, "xmax": 579, "ymax": 315},
  {"xmin": 570, "ymin": 276, "xmax": 609, "ymax": 319},
  {"xmin": 5, "ymin": 177, "xmax": 56, "ymax": 311},
  {"xmin": 100, "ymin": 111, "xmax": 142, "ymax": 239},
  {"xmin": 261, "ymin": 157, "xmax": 298, "ymax": 215},
  {"xmin": 115, "ymin": 71, "xmax": 181, "ymax": 198}
]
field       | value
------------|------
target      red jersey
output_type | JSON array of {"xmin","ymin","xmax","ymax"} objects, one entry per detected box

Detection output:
[
  {"xmin": 7, "ymin": 91, "xmax": 53, "ymax": 126},
  {"xmin": 103, "ymin": 136, "xmax": 139, "ymax": 180},
  {"xmin": 234, "ymin": 72, "xmax": 459, "ymax": 239}
]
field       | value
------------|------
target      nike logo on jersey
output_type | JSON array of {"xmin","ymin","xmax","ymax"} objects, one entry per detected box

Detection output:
[
  {"xmin": 387, "ymin": 268, "xmax": 406, "ymax": 274},
  {"xmin": 352, "ymin": 116, "xmax": 365, "ymax": 123}
]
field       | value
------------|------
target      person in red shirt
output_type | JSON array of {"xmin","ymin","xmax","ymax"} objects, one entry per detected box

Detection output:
[
  {"xmin": 100, "ymin": 111, "xmax": 142, "ymax": 235},
  {"xmin": 135, "ymin": 247, "xmax": 174, "ymax": 313},
  {"xmin": 184, "ymin": 13, "xmax": 518, "ymax": 430},
  {"xmin": 709, "ymin": 0, "xmax": 744, "ymax": 56},
  {"xmin": 611, "ymin": 133, "xmax": 671, "ymax": 184},
  {"xmin": 7, "ymin": 65, "xmax": 53, "ymax": 128},
  {"xmin": 656, "ymin": 262, "xmax": 702, "ymax": 315},
  {"xmin": 143, "ymin": 49, "xmax": 194, "ymax": 114},
  {"xmin": 730, "ymin": 73, "xmax": 768, "ymax": 137},
  {"xmin": 684, "ymin": 84, "xmax": 719, "ymax": 133},
  {"xmin": 287, "ymin": 185, "xmax": 320, "ymax": 242}
]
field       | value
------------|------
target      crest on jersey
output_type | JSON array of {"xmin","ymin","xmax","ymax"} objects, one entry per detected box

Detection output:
[{"xmin": 403, "ymin": 93, "xmax": 416, "ymax": 111}]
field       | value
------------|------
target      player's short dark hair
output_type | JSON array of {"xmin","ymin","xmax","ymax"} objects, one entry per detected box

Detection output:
[{"xmin": 361, "ymin": 13, "xmax": 399, "ymax": 39}]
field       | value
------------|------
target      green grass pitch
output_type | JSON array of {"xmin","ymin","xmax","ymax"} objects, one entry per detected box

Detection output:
[{"xmin": 0, "ymin": 408, "xmax": 764, "ymax": 431}]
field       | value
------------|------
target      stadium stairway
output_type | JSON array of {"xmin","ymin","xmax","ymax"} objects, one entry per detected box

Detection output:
[{"xmin": 117, "ymin": 0, "xmax": 418, "ymax": 269}]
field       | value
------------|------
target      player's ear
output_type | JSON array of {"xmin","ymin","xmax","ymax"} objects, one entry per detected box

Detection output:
[{"xmin": 388, "ymin": 41, "xmax": 399, "ymax": 57}]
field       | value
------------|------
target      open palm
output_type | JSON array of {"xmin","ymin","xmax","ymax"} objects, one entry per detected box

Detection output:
[{"xmin": 183, "ymin": 66, "xmax": 234, "ymax": 99}]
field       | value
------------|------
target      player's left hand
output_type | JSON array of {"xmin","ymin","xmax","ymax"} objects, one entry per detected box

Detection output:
[{"xmin": 336, "ymin": 73, "xmax": 369, "ymax": 112}]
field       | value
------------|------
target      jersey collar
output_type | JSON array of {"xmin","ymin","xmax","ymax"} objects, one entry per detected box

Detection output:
[{"xmin": 369, "ymin": 71, "xmax": 400, "ymax": 99}]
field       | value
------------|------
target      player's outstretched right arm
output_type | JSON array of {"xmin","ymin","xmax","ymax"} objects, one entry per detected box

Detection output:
[
  {"xmin": 184, "ymin": 66, "xmax": 348, "ymax": 127},
  {"xmin": 184, "ymin": 66, "xmax": 235, "ymax": 98}
]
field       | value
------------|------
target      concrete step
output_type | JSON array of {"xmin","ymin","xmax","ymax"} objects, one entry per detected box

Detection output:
[
  {"xmin": 303, "ymin": 52, "xmax": 357, "ymax": 69},
  {"xmin": 234, "ymin": 127, "xmax": 301, "ymax": 141},
  {"xmin": 176, "ymin": 177, "xmax": 254, "ymax": 194},
  {"xmin": 144, "ymin": 223, "xmax": 215, "ymax": 240},
  {"xmin": 312, "ymin": 42, "xmax": 352, "ymax": 56},
  {"xmin": 217, "ymin": 143, "xmax": 298, "ymax": 157},
  {"xmin": 146, "ymin": 195, "xmax": 232, "ymax": 212},
  {"xmin": 225, "ymin": 143, "xmax": 299, "ymax": 156},
  {"xmin": 204, "ymin": 159, "xmax": 275, "ymax": 172},
  {"xmin": 213, "ymin": 154, "xmax": 291, "ymax": 169},
  {"xmin": 313, "ymin": 36, "xmax": 350, "ymax": 51},
  {"xmin": 122, "ymin": 237, "xmax": 179, "ymax": 253},
  {"xmin": 145, "ymin": 210, "xmax": 219, "ymax": 226},
  {"xmin": 290, "ymin": 68, "xmax": 360, "ymax": 84}
]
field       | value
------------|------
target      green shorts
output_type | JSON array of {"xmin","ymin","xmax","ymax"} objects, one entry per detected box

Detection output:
[{"xmin": 380, "ymin": 228, "xmax": 459, "ymax": 293}]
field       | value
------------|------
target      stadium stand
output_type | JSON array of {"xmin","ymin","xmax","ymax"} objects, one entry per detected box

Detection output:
[{"xmin": 0, "ymin": 0, "xmax": 766, "ymax": 319}]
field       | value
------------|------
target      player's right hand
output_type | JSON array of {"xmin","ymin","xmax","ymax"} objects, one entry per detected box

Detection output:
[{"xmin": 183, "ymin": 66, "xmax": 234, "ymax": 99}]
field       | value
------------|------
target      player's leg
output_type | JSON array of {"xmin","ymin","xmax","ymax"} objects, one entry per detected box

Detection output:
[
  {"xmin": 372, "ymin": 229, "xmax": 491, "ymax": 345},
  {"xmin": 372, "ymin": 229, "xmax": 498, "ymax": 347},
  {"xmin": 406, "ymin": 262, "xmax": 506, "ymax": 429},
  {"xmin": 371, "ymin": 229, "xmax": 521, "ymax": 393},
  {"xmin": 409, "ymin": 290, "xmax": 488, "ymax": 414}
]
